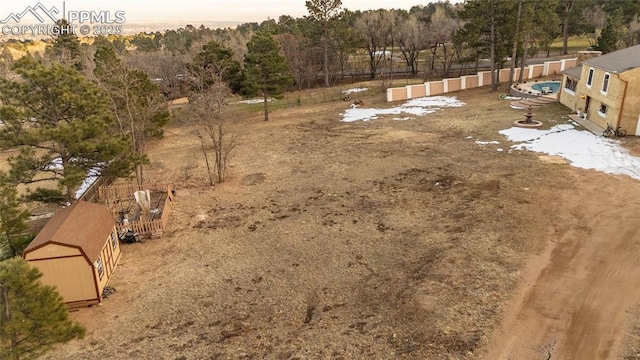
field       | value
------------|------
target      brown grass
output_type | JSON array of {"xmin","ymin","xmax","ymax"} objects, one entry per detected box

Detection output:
[{"xmin": 44, "ymin": 85, "xmax": 578, "ymax": 359}]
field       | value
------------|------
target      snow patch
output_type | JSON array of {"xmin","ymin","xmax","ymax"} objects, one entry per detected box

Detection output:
[
  {"xmin": 341, "ymin": 95, "xmax": 465, "ymax": 123},
  {"xmin": 342, "ymin": 87, "xmax": 369, "ymax": 94},
  {"xmin": 234, "ymin": 98, "xmax": 275, "ymax": 104},
  {"xmin": 500, "ymin": 123, "xmax": 640, "ymax": 180},
  {"xmin": 475, "ymin": 140, "xmax": 500, "ymax": 145}
]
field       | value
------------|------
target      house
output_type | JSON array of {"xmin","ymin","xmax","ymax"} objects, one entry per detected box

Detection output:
[
  {"xmin": 23, "ymin": 201, "xmax": 121, "ymax": 307},
  {"xmin": 559, "ymin": 45, "xmax": 640, "ymax": 135}
]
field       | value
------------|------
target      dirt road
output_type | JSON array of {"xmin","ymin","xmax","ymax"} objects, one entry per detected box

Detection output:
[{"xmin": 484, "ymin": 169, "xmax": 640, "ymax": 359}]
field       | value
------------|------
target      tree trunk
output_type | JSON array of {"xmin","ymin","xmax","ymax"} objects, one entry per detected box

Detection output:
[
  {"xmin": 430, "ymin": 46, "xmax": 437, "ymax": 70},
  {"xmin": 441, "ymin": 44, "xmax": 447, "ymax": 77},
  {"xmin": 263, "ymin": 91, "xmax": 269, "ymax": 121},
  {"xmin": 1, "ymin": 284, "xmax": 18, "ymax": 359},
  {"xmin": 508, "ymin": 0, "xmax": 523, "ymax": 89},
  {"xmin": 216, "ymin": 125, "xmax": 224, "ymax": 183},
  {"xmin": 198, "ymin": 133, "xmax": 213, "ymax": 186},
  {"xmin": 369, "ymin": 52, "xmax": 376, "ymax": 79},
  {"xmin": 490, "ymin": 1, "xmax": 497, "ymax": 91},
  {"xmin": 562, "ymin": 1, "xmax": 573, "ymax": 55},
  {"xmin": 519, "ymin": 33, "xmax": 529, "ymax": 83},
  {"xmin": 323, "ymin": 21, "xmax": 330, "ymax": 87}
]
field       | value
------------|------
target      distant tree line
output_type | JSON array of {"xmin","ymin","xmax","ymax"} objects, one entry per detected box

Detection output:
[{"xmin": 1, "ymin": 0, "xmax": 635, "ymax": 95}]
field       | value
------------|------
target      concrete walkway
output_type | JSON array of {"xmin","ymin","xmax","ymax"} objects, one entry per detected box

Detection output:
[
  {"xmin": 569, "ymin": 114, "xmax": 605, "ymax": 135},
  {"xmin": 509, "ymin": 94, "xmax": 558, "ymax": 109}
]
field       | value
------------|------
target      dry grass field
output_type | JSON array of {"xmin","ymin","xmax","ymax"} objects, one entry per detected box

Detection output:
[{"xmin": 40, "ymin": 84, "xmax": 640, "ymax": 359}]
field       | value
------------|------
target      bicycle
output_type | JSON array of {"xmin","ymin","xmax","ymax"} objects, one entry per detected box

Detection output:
[{"xmin": 603, "ymin": 123, "xmax": 627, "ymax": 137}]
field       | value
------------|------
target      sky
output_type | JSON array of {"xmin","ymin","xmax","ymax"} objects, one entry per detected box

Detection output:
[{"xmin": 0, "ymin": 0, "xmax": 462, "ymax": 24}]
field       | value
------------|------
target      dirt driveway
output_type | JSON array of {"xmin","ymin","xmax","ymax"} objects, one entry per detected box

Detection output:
[
  {"xmin": 45, "ymin": 87, "xmax": 640, "ymax": 359},
  {"xmin": 483, "ymin": 167, "xmax": 640, "ymax": 360}
]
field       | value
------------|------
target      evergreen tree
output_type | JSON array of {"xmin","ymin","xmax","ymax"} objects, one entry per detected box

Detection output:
[
  {"xmin": 0, "ymin": 56, "xmax": 134, "ymax": 203},
  {"xmin": 0, "ymin": 172, "xmax": 31, "ymax": 260},
  {"xmin": 0, "ymin": 47, "xmax": 13, "ymax": 78},
  {"xmin": 44, "ymin": 19, "xmax": 84, "ymax": 70},
  {"xmin": 243, "ymin": 32, "xmax": 293, "ymax": 121},
  {"xmin": 131, "ymin": 34, "xmax": 160, "ymax": 53},
  {"xmin": 306, "ymin": 0, "xmax": 342, "ymax": 87},
  {"xmin": 597, "ymin": 8, "xmax": 625, "ymax": 53},
  {"xmin": 0, "ymin": 257, "xmax": 85, "ymax": 359},
  {"xmin": 188, "ymin": 40, "xmax": 244, "ymax": 94}
]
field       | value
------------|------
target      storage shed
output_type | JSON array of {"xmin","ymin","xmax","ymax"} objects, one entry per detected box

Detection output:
[{"xmin": 23, "ymin": 201, "xmax": 121, "ymax": 307}]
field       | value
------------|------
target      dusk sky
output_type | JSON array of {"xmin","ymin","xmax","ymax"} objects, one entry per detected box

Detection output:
[{"xmin": 1, "ymin": 1, "xmax": 461, "ymax": 23}]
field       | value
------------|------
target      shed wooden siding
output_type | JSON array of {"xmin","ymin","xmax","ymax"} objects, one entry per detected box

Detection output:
[
  {"xmin": 24, "ymin": 243, "xmax": 81, "ymax": 260},
  {"xmin": 29, "ymin": 256, "xmax": 96, "ymax": 303},
  {"xmin": 96, "ymin": 229, "xmax": 122, "ymax": 292}
]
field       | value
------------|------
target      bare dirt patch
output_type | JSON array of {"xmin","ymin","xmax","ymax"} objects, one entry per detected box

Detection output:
[{"xmin": 43, "ymin": 87, "xmax": 640, "ymax": 359}]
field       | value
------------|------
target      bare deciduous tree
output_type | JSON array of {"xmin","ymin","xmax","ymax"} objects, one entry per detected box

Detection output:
[
  {"xmin": 428, "ymin": 4, "xmax": 462, "ymax": 77},
  {"xmin": 625, "ymin": 15, "xmax": 640, "ymax": 47},
  {"xmin": 278, "ymin": 33, "xmax": 317, "ymax": 91},
  {"xmin": 582, "ymin": 5, "xmax": 608, "ymax": 47},
  {"xmin": 189, "ymin": 69, "xmax": 238, "ymax": 184},
  {"xmin": 396, "ymin": 14, "xmax": 428, "ymax": 75},
  {"xmin": 356, "ymin": 10, "xmax": 394, "ymax": 79}
]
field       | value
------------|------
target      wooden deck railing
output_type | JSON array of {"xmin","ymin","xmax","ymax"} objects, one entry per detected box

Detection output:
[
  {"xmin": 98, "ymin": 182, "xmax": 168, "ymax": 202},
  {"xmin": 101, "ymin": 183, "xmax": 174, "ymax": 238}
]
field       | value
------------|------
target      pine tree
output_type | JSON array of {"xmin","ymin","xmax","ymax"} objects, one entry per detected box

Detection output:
[
  {"xmin": 306, "ymin": 0, "xmax": 342, "ymax": 87},
  {"xmin": 244, "ymin": 31, "xmax": 293, "ymax": 121},
  {"xmin": 188, "ymin": 40, "xmax": 244, "ymax": 94},
  {"xmin": 0, "ymin": 56, "xmax": 135, "ymax": 203},
  {"xmin": 0, "ymin": 257, "xmax": 85, "ymax": 359},
  {"xmin": 0, "ymin": 172, "xmax": 31, "ymax": 260},
  {"xmin": 44, "ymin": 19, "xmax": 84, "ymax": 70},
  {"xmin": 597, "ymin": 8, "xmax": 625, "ymax": 53}
]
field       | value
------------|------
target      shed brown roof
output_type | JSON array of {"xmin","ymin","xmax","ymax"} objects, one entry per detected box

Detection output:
[{"xmin": 24, "ymin": 201, "xmax": 115, "ymax": 262}]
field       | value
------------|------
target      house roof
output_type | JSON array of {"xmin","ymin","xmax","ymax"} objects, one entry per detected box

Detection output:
[
  {"xmin": 582, "ymin": 44, "xmax": 640, "ymax": 73},
  {"xmin": 563, "ymin": 66, "xmax": 582, "ymax": 80},
  {"xmin": 24, "ymin": 201, "xmax": 115, "ymax": 262}
]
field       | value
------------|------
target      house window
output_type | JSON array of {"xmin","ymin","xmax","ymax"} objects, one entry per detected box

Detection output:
[
  {"xmin": 599, "ymin": 104, "xmax": 607, "ymax": 116},
  {"xmin": 564, "ymin": 78, "xmax": 577, "ymax": 92},
  {"xmin": 95, "ymin": 256, "xmax": 104, "ymax": 280},
  {"xmin": 111, "ymin": 231, "xmax": 118, "ymax": 250},
  {"xmin": 602, "ymin": 73, "xmax": 610, "ymax": 93},
  {"xmin": 587, "ymin": 68, "xmax": 594, "ymax": 87}
]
